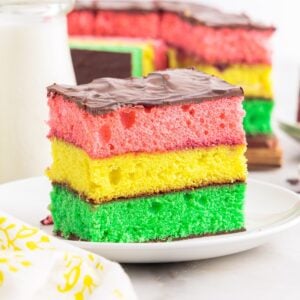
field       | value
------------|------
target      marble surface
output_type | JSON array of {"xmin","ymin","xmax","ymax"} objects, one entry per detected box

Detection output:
[{"xmin": 123, "ymin": 132, "xmax": 300, "ymax": 300}]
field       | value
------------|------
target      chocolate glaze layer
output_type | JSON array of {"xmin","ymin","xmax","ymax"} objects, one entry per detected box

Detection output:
[
  {"xmin": 71, "ymin": 49, "xmax": 132, "ymax": 84},
  {"xmin": 159, "ymin": 2, "xmax": 275, "ymax": 30},
  {"xmin": 74, "ymin": 0, "xmax": 275, "ymax": 30},
  {"xmin": 75, "ymin": 0, "xmax": 157, "ymax": 11},
  {"xmin": 47, "ymin": 69, "xmax": 243, "ymax": 115}
]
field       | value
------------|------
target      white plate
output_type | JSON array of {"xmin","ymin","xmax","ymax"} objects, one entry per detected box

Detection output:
[{"xmin": 0, "ymin": 177, "xmax": 299, "ymax": 263}]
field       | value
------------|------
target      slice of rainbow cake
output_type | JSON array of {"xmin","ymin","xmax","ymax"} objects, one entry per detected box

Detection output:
[{"xmin": 46, "ymin": 69, "xmax": 247, "ymax": 243}]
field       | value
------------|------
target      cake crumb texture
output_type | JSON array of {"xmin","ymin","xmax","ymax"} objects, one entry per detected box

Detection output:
[
  {"xmin": 243, "ymin": 100, "xmax": 273, "ymax": 134},
  {"xmin": 51, "ymin": 183, "xmax": 246, "ymax": 243},
  {"xmin": 47, "ymin": 139, "xmax": 247, "ymax": 203},
  {"xmin": 48, "ymin": 95, "xmax": 245, "ymax": 158}
]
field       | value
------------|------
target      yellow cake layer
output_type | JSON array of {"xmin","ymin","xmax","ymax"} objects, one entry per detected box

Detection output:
[
  {"xmin": 47, "ymin": 139, "xmax": 247, "ymax": 203},
  {"xmin": 197, "ymin": 64, "xmax": 272, "ymax": 98},
  {"xmin": 169, "ymin": 50, "xmax": 272, "ymax": 98}
]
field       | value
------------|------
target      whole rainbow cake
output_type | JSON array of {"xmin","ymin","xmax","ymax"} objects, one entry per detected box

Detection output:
[
  {"xmin": 46, "ymin": 69, "xmax": 247, "ymax": 243},
  {"xmin": 67, "ymin": 0, "xmax": 281, "ymax": 168}
]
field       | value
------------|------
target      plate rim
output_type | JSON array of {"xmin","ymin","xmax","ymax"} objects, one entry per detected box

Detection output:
[{"xmin": 0, "ymin": 176, "xmax": 299, "ymax": 251}]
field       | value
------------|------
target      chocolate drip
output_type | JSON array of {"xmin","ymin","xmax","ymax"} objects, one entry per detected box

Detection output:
[
  {"xmin": 160, "ymin": 2, "xmax": 275, "ymax": 30},
  {"xmin": 47, "ymin": 69, "xmax": 243, "ymax": 115}
]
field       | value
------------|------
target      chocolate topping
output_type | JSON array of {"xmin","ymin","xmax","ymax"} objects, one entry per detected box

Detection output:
[
  {"xmin": 47, "ymin": 69, "xmax": 243, "ymax": 115},
  {"xmin": 75, "ymin": 0, "xmax": 157, "ymax": 11},
  {"xmin": 75, "ymin": 0, "xmax": 275, "ymax": 30},
  {"xmin": 159, "ymin": 2, "xmax": 274, "ymax": 30},
  {"xmin": 71, "ymin": 49, "xmax": 132, "ymax": 84}
]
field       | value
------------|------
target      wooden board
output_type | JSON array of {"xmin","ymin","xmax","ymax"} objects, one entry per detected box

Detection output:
[{"xmin": 246, "ymin": 144, "xmax": 282, "ymax": 169}]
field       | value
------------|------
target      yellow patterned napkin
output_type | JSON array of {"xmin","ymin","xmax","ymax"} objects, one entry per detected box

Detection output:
[{"xmin": 0, "ymin": 211, "xmax": 137, "ymax": 300}]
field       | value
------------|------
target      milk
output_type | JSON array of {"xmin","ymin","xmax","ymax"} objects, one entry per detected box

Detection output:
[{"xmin": 0, "ymin": 3, "xmax": 75, "ymax": 182}]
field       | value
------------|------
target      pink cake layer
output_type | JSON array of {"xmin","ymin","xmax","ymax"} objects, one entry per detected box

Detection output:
[
  {"xmin": 68, "ymin": 11, "xmax": 96, "ymax": 36},
  {"xmin": 95, "ymin": 11, "xmax": 160, "ymax": 38},
  {"xmin": 48, "ymin": 95, "xmax": 245, "ymax": 159},
  {"xmin": 152, "ymin": 40, "xmax": 168, "ymax": 70},
  {"xmin": 68, "ymin": 10, "xmax": 274, "ymax": 65},
  {"xmin": 68, "ymin": 10, "xmax": 160, "ymax": 38},
  {"xmin": 161, "ymin": 13, "xmax": 273, "ymax": 65}
]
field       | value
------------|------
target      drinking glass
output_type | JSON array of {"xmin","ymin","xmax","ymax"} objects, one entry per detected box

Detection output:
[{"xmin": 0, "ymin": 0, "xmax": 75, "ymax": 182}]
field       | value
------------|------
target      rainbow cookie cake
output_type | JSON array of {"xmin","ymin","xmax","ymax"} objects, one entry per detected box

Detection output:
[
  {"xmin": 67, "ymin": 0, "xmax": 281, "ymax": 168},
  {"xmin": 46, "ymin": 69, "xmax": 247, "ymax": 243}
]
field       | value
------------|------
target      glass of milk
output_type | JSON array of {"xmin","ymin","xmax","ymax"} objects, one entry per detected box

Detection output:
[{"xmin": 0, "ymin": 0, "xmax": 76, "ymax": 183}]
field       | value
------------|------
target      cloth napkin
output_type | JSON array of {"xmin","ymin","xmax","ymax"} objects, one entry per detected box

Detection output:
[{"xmin": 0, "ymin": 211, "xmax": 137, "ymax": 300}]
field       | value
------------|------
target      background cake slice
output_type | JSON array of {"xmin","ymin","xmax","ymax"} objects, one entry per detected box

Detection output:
[
  {"xmin": 161, "ymin": 2, "xmax": 280, "ymax": 168},
  {"xmin": 47, "ymin": 69, "xmax": 247, "ymax": 242},
  {"xmin": 70, "ymin": 37, "xmax": 168, "ymax": 84},
  {"xmin": 66, "ymin": 0, "xmax": 281, "ymax": 169}
]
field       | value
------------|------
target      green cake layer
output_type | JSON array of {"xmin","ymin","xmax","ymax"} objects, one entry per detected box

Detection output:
[
  {"xmin": 243, "ymin": 99, "xmax": 274, "ymax": 135},
  {"xmin": 51, "ymin": 183, "xmax": 246, "ymax": 243}
]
